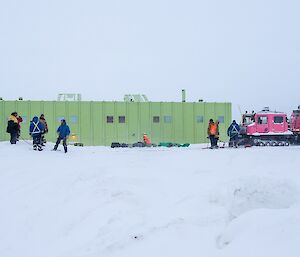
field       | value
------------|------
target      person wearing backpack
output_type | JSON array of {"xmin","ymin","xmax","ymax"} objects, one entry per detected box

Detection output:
[{"xmin": 227, "ymin": 120, "xmax": 240, "ymax": 147}]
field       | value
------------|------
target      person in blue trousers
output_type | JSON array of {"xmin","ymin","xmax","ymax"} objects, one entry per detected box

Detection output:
[
  {"xmin": 53, "ymin": 119, "xmax": 70, "ymax": 153},
  {"xmin": 29, "ymin": 116, "xmax": 45, "ymax": 151}
]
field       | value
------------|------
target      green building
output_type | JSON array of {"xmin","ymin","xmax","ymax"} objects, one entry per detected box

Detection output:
[{"xmin": 0, "ymin": 94, "xmax": 231, "ymax": 146}]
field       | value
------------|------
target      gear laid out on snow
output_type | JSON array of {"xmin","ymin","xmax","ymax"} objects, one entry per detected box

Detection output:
[
  {"xmin": 158, "ymin": 142, "xmax": 190, "ymax": 147},
  {"xmin": 111, "ymin": 142, "xmax": 158, "ymax": 148},
  {"xmin": 111, "ymin": 141, "xmax": 190, "ymax": 148}
]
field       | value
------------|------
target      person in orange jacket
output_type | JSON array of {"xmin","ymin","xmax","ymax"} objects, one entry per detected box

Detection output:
[
  {"xmin": 143, "ymin": 133, "xmax": 151, "ymax": 145},
  {"xmin": 207, "ymin": 119, "xmax": 218, "ymax": 148}
]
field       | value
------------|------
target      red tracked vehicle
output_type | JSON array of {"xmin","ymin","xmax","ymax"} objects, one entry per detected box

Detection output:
[
  {"xmin": 238, "ymin": 107, "xmax": 293, "ymax": 146},
  {"xmin": 290, "ymin": 106, "xmax": 300, "ymax": 144}
]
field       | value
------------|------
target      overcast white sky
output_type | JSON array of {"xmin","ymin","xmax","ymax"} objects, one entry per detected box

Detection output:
[{"xmin": 1, "ymin": 0, "xmax": 299, "ymax": 119}]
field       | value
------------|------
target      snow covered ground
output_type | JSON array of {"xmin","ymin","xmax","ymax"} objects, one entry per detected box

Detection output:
[{"xmin": 1, "ymin": 141, "xmax": 300, "ymax": 257}]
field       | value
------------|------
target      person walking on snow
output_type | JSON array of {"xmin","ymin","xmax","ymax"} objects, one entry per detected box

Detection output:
[
  {"xmin": 6, "ymin": 112, "xmax": 19, "ymax": 144},
  {"xmin": 53, "ymin": 119, "xmax": 70, "ymax": 153},
  {"xmin": 227, "ymin": 120, "xmax": 240, "ymax": 147},
  {"xmin": 29, "ymin": 116, "xmax": 45, "ymax": 151},
  {"xmin": 207, "ymin": 119, "xmax": 218, "ymax": 148},
  {"xmin": 39, "ymin": 114, "xmax": 48, "ymax": 146}
]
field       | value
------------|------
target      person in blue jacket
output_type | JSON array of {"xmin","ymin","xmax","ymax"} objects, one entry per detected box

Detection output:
[
  {"xmin": 227, "ymin": 120, "xmax": 240, "ymax": 147},
  {"xmin": 29, "ymin": 116, "xmax": 45, "ymax": 151},
  {"xmin": 53, "ymin": 119, "xmax": 70, "ymax": 153}
]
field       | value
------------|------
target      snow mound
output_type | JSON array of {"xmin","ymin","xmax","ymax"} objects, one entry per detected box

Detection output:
[
  {"xmin": 214, "ymin": 176, "xmax": 300, "ymax": 253},
  {"xmin": 216, "ymin": 206, "xmax": 300, "ymax": 257},
  {"xmin": 214, "ymin": 176, "xmax": 299, "ymax": 219}
]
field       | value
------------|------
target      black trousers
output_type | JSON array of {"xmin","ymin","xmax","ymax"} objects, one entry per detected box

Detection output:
[
  {"xmin": 54, "ymin": 137, "xmax": 68, "ymax": 152},
  {"xmin": 32, "ymin": 135, "xmax": 42, "ymax": 150},
  {"xmin": 10, "ymin": 132, "xmax": 17, "ymax": 144},
  {"xmin": 229, "ymin": 135, "xmax": 239, "ymax": 147}
]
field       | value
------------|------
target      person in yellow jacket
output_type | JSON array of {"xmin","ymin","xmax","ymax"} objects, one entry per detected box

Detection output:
[
  {"xmin": 207, "ymin": 119, "xmax": 218, "ymax": 148},
  {"xmin": 6, "ymin": 112, "xmax": 19, "ymax": 144}
]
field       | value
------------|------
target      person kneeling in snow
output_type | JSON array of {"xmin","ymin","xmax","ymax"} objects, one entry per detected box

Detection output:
[
  {"xmin": 29, "ymin": 116, "xmax": 45, "ymax": 151},
  {"xmin": 143, "ymin": 133, "xmax": 151, "ymax": 145},
  {"xmin": 53, "ymin": 119, "xmax": 70, "ymax": 153}
]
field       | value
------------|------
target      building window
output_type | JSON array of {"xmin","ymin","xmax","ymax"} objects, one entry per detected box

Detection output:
[
  {"xmin": 119, "ymin": 116, "xmax": 126, "ymax": 123},
  {"xmin": 70, "ymin": 116, "xmax": 78, "ymax": 123},
  {"xmin": 107, "ymin": 116, "xmax": 114, "ymax": 123},
  {"xmin": 258, "ymin": 116, "xmax": 268, "ymax": 124},
  {"xmin": 153, "ymin": 116, "xmax": 160, "ymax": 123},
  {"xmin": 164, "ymin": 116, "xmax": 172, "ymax": 123},
  {"xmin": 274, "ymin": 116, "xmax": 284, "ymax": 124},
  {"xmin": 196, "ymin": 116, "xmax": 204, "ymax": 123},
  {"xmin": 218, "ymin": 116, "xmax": 225, "ymax": 123}
]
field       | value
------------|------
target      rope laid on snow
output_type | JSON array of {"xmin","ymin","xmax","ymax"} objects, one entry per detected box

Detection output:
[{"xmin": 19, "ymin": 135, "xmax": 33, "ymax": 146}]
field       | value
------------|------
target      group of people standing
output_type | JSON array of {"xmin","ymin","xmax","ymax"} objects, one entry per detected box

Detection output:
[
  {"xmin": 6, "ymin": 112, "xmax": 71, "ymax": 153},
  {"xmin": 207, "ymin": 119, "xmax": 240, "ymax": 148}
]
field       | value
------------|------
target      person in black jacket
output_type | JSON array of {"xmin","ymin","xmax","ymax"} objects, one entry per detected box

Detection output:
[{"xmin": 6, "ymin": 112, "xmax": 19, "ymax": 144}]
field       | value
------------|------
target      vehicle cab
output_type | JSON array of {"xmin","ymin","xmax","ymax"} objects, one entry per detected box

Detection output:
[
  {"xmin": 242, "ymin": 107, "xmax": 289, "ymax": 135},
  {"xmin": 290, "ymin": 106, "xmax": 300, "ymax": 132}
]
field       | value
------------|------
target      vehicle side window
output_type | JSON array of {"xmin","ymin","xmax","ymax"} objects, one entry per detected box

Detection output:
[
  {"xmin": 274, "ymin": 116, "xmax": 284, "ymax": 124},
  {"xmin": 258, "ymin": 116, "xmax": 268, "ymax": 124}
]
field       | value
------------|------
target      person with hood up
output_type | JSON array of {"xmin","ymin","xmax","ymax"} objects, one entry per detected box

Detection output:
[
  {"xmin": 6, "ymin": 112, "xmax": 19, "ymax": 144},
  {"xmin": 227, "ymin": 120, "xmax": 240, "ymax": 147},
  {"xmin": 143, "ymin": 133, "xmax": 151, "ymax": 145},
  {"xmin": 207, "ymin": 119, "xmax": 218, "ymax": 148},
  {"xmin": 29, "ymin": 116, "xmax": 45, "ymax": 151},
  {"xmin": 39, "ymin": 114, "xmax": 48, "ymax": 146},
  {"xmin": 53, "ymin": 119, "xmax": 70, "ymax": 153}
]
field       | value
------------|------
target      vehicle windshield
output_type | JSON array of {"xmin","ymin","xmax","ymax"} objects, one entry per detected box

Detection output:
[{"xmin": 243, "ymin": 115, "xmax": 254, "ymax": 125}]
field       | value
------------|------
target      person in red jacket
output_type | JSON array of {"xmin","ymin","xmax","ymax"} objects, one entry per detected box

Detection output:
[
  {"xmin": 16, "ymin": 114, "xmax": 23, "ymax": 140},
  {"xmin": 143, "ymin": 133, "xmax": 151, "ymax": 145}
]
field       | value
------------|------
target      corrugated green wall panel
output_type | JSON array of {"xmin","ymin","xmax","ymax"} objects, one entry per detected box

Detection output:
[
  {"xmin": 115, "ymin": 102, "xmax": 127, "ymax": 143},
  {"xmin": 183, "ymin": 103, "xmax": 194, "ymax": 143},
  {"xmin": 161, "ymin": 103, "xmax": 172, "ymax": 142},
  {"xmin": 173, "ymin": 103, "xmax": 184, "ymax": 143},
  {"xmin": 150, "ymin": 102, "xmax": 161, "ymax": 143},
  {"xmin": 139, "ymin": 102, "xmax": 150, "ymax": 137},
  {"xmin": 80, "ymin": 102, "xmax": 92, "ymax": 145},
  {"xmin": 43, "ymin": 102, "xmax": 56, "ymax": 143},
  {"xmin": 194, "ymin": 103, "xmax": 205, "ymax": 144},
  {"xmin": 127, "ymin": 103, "xmax": 139, "ymax": 143},
  {"xmin": 91, "ymin": 102, "xmax": 103, "ymax": 146}
]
